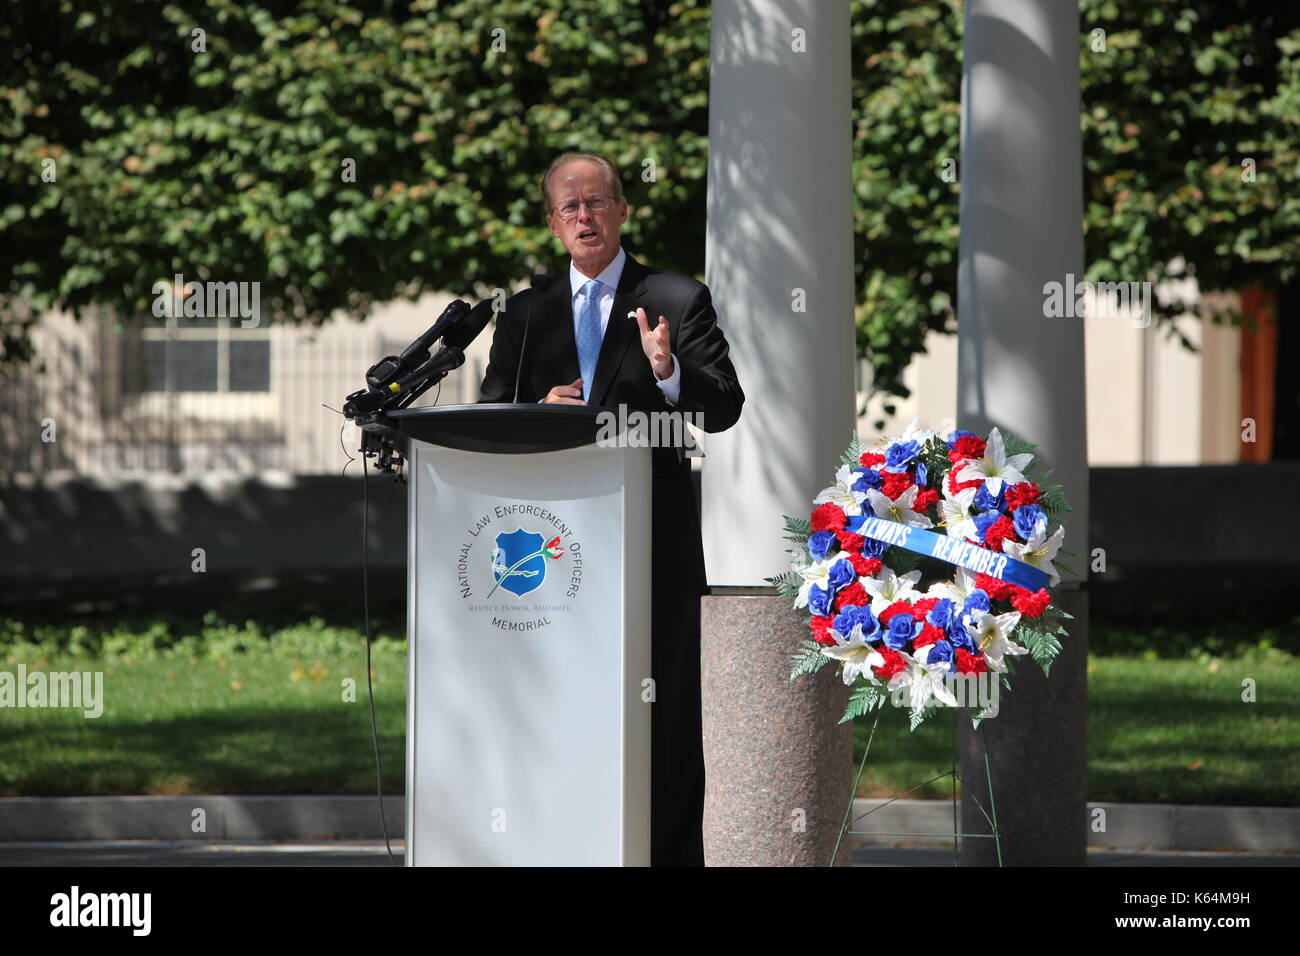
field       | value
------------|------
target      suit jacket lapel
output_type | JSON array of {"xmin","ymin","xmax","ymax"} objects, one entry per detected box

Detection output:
[
  {"xmin": 590, "ymin": 252, "xmax": 649, "ymax": 407},
  {"xmin": 535, "ymin": 270, "xmax": 580, "ymax": 391}
]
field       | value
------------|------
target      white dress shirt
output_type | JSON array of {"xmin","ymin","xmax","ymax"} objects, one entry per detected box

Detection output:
[{"xmin": 566, "ymin": 247, "xmax": 681, "ymax": 405}]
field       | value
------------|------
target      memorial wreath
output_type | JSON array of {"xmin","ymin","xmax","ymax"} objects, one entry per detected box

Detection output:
[{"xmin": 772, "ymin": 422, "xmax": 1076, "ymax": 729}]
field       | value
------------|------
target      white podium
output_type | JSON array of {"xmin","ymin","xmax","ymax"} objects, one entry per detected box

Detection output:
[{"xmin": 385, "ymin": 405, "xmax": 652, "ymax": 866}]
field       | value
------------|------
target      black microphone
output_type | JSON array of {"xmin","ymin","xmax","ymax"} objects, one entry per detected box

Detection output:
[
  {"xmin": 365, "ymin": 299, "xmax": 470, "ymax": 389},
  {"xmin": 343, "ymin": 299, "xmax": 497, "ymax": 417},
  {"xmin": 513, "ymin": 274, "xmax": 555, "ymax": 404},
  {"xmin": 442, "ymin": 297, "xmax": 495, "ymax": 351}
]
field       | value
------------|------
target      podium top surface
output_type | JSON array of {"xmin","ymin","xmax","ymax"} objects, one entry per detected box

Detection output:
[{"xmin": 382, "ymin": 403, "xmax": 611, "ymax": 455}]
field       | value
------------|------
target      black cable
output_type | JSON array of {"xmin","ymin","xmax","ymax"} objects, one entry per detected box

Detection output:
[{"xmin": 361, "ymin": 460, "xmax": 399, "ymax": 865}]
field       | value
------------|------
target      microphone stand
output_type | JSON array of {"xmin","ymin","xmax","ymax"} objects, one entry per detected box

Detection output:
[{"xmin": 346, "ymin": 346, "xmax": 467, "ymax": 483}]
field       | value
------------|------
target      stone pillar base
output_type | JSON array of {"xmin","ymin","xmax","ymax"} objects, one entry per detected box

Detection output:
[
  {"xmin": 959, "ymin": 585, "xmax": 1089, "ymax": 866},
  {"xmin": 701, "ymin": 588, "xmax": 853, "ymax": 866}
]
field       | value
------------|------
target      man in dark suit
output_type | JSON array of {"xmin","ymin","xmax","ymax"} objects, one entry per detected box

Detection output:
[{"xmin": 477, "ymin": 151, "xmax": 744, "ymax": 866}]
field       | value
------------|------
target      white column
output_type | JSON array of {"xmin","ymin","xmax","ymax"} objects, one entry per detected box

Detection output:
[
  {"xmin": 698, "ymin": 0, "xmax": 856, "ymax": 867},
  {"xmin": 701, "ymin": 0, "xmax": 856, "ymax": 586},
  {"xmin": 957, "ymin": 0, "xmax": 1090, "ymax": 866}
]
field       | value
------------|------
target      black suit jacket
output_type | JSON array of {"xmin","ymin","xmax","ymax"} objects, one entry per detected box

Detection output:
[
  {"xmin": 476, "ymin": 250, "xmax": 741, "ymax": 865},
  {"xmin": 476, "ymin": 251, "xmax": 744, "ymax": 477}
]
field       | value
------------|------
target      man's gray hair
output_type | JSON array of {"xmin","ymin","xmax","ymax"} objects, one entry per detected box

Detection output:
[{"xmin": 541, "ymin": 152, "xmax": 624, "ymax": 209}]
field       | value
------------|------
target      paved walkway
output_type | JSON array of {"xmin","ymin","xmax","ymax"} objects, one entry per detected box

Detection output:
[{"xmin": 0, "ymin": 840, "xmax": 1294, "ymax": 867}]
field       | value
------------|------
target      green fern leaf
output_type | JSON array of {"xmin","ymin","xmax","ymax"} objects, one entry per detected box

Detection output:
[
  {"xmin": 789, "ymin": 640, "xmax": 830, "ymax": 681},
  {"xmin": 839, "ymin": 684, "xmax": 887, "ymax": 723}
]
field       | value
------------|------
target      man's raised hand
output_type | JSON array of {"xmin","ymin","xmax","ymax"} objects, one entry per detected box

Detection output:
[{"xmin": 634, "ymin": 307, "xmax": 674, "ymax": 380}]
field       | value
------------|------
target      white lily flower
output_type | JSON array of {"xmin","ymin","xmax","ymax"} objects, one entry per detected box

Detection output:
[
  {"xmin": 792, "ymin": 556, "xmax": 840, "ymax": 609},
  {"xmin": 862, "ymin": 565, "xmax": 922, "ymax": 616},
  {"xmin": 954, "ymin": 427, "xmax": 1034, "ymax": 497},
  {"xmin": 864, "ymin": 486, "xmax": 934, "ymax": 530},
  {"xmin": 813, "ymin": 463, "xmax": 867, "ymax": 516},
  {"xmin": 939, "ymin": 486, "xmax": 978, "ymax": 540},
  {"xmin": 897, "ymin": 416, "xmax": 938, "ymax": 448},
  {"xmin": 1001, "ymin": 523, "xmax": 1066, "ymax": 587},
  {"xmin": 887, "ymin": 644, "xmax": 958, "ymax": 712},
  {"xmin": 926, "ymin": 567, "xmax": 979, "ymax": 604},
  {"xmin": 821, "ymin": 630, "xmax": 885, "ymax": 686},
  {"xmin": 963, "ymin": 610, "xmax": 1027, "ymax": 672}
]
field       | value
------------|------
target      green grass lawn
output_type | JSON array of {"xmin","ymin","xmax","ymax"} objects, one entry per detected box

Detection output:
[
  {"xmin": 851, "ymin": 652, "xmax": 1300, "ymax": 806},
  {"xmin": 0, "ymin": 641, "xmax": 407, "ymax": 797},
  {"xmin": 2, "ymin": 618, "xmax": 1297, "ymax": 805}
]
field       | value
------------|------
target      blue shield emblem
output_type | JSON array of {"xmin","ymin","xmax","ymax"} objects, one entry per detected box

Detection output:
[{"xmin": 489, "ymin": 528, "xmax": 547, "ymax": 597}]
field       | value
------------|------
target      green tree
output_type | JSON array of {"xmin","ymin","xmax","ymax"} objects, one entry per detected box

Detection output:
[
  {"xmin": 3, "ymin": 0, "xmax": 1297, "ymax": 404},
  {"xmin": 1, "ymin": 0, "xmax": 710, "ymax": 357}
]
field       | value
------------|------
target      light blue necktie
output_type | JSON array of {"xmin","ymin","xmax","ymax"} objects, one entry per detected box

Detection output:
[{"xmin": 576, "ymin": 279, "xmax": 603, "ymax": 402}]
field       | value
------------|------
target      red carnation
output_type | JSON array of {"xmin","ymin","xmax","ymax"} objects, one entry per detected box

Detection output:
[
  {"xmin": 913, "ymin": 596, "xmax": 940, "ymax": 620},
  {"xmin": 956, "ymin": 649, "xmax": 989, "ymax": 675},
  {"xmin": 1005, "ymin": 481, "xmax": 1042, "ymax": 510},
  {"xmin": 880, "ymin": 471, "xmax": 914, "ymax": 500},
  {"xmin": 859, "ymin": 452, "xmax": 886, "ymax": 467},
  {"xmin": 850, "ymin": 554, "xmax": 883, "ymax": 578},
  {"xmin": 873, "ymin": 647, "xmax": 908, "ymax": 681},
  {"xmin": 1012, "ymin": 588, "xmax": 1053, "ymax": 619},
  {"xmin": 914, "ymin": 623, "xmax": 945, "ymax": 649},
  {"xmin": 811, "ymin": 502, "xmax": 847, "ymax": 532},
  {"xmin": 810, "ymin": 615, "xmax": 836, "ymax": 646},
  {"xmin": 878, "ymin": 599, "xmax": 914, "ymax": 623},
  {"xmin": 833, "ymin": 582, "xmax": 868, "ymax": 611},
  {"xmin": 913, "ymin": 487, "xmax": 940, "ymax": 512},
  {"xmin": 982, "ymin": 516, "xmax": 1017, "ymax": 555},
  {"xmin": 976, "ymin": 572, "xmax": 1016, "ymax": 603},
  {"xmin": 838, "ymin": 531, "xmax": 867, "ymax": 552},
  {"xmin": 950, "ymin": 435, "xmax": 986, "ymax": 460}
]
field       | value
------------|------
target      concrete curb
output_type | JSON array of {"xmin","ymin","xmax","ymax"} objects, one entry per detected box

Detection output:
[
  {"xmin": 0, "ymin": 795, "xmax": 404, "ymax": 842},
  {"xmin": 0, "ymin": 796, "xmax": 1295, "ymax": 851},
  {"xmin": 848, "ymin": 799, "xmax": 1300, "ymax": 852}
]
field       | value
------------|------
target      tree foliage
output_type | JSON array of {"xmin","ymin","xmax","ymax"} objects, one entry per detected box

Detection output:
[
  {"xmin": 2, "ymin": 0, "xmax": 1297, "ymax": 402},
  {"xmin": 1, "ymin": 0, "xmax": 711, "ymax": 356}
]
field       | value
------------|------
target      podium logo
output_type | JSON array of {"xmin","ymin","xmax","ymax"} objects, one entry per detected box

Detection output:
[
  {"xmin": 486, "ymin": 529, "xmax": 565, "ymax": 598},
  {"xmin": 458, "ymin": 503, "xmax": 584, "ymax": 631}
]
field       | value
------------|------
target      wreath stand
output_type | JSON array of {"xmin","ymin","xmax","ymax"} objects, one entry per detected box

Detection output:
[{"xmin": 831, "ymin": 712, "xmax": 1004, "ymax": 867}]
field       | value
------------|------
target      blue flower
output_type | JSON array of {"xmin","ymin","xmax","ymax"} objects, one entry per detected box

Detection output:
[
  {"xmin": 808, "ymin": 584, "xmax": 834, "ymax": 618},
  {"xmin": 915, "ymin": 461, "xmax": 928, "ymax": 488},
  {"xmin": 972, "ymin": 509, "xmax": 1003, "ymax": 543},
  {"xmin": 827, "ymin": 558, "xmax": 856, "ymax": 592},
  {"xmin": 926, "ymin": 597, "xmax": 956, "ymax": 632},
  {"xmin": 861, "ymin": 536, "xmax": 888, "ymax": 559},
  {"xmin": 884, "ymin": 612, "xmax": 920, "ymax": 650},
  {"xmin": 852, "ymin": 468, "xmax": 883, "ymax": 493},
  {"xmin": 884, "ymin": 439, "xmax": 921, "ymax": 473},
  {"xmin": 973, "ymin": 484, "xmax": 1006, "ymax": 514},
  {"xmin": 948, "ymin": 626, "xmax": 975, "ymax": 651},
  {"xmin": 925, "ymin": 639, "xmax": 955, "ymax": 669},
  {"xmin": 963, "ymin": 589, "xmax": 991, "ymax": 616},
  {"xmin": 946, "ymin": 429, "xmax": 978, "ymax": 448},
  {"xmin": 808, "ymin": 530, "xmax": 838, "ymax": 561},
  {"xmin": 834, "ymin": 605, "xmax": 881, "ymax": 642},
  {"xmin": 1013, "ymin": 503, "xmax": 1046, "ymax": 541}
]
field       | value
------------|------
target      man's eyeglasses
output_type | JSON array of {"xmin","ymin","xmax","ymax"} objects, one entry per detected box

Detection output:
[{"xmin": 551, "ymin": 195, "xmax": 618, "ymax": 220}]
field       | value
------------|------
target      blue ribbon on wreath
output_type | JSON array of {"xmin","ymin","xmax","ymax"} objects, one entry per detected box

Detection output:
[{"xmin": 844, "ymin": 514, "xmax": 1050, "ymax": 593}]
